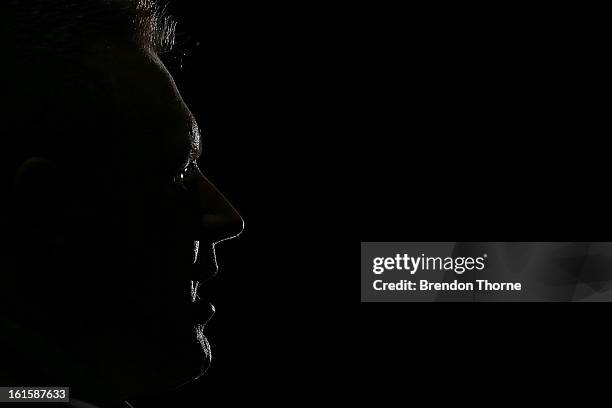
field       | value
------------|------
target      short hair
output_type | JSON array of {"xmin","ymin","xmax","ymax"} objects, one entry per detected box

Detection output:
[
  {"xmin": 0, "ymin": 0, "xmax": 176, "ymax": 214},
  {"xmin": 3, "ymin": 0, "xmax": 177, "ymax": 59},
  {"xmin": 0, "ymin": 0, "xmax": 178, "ymax": 189}
]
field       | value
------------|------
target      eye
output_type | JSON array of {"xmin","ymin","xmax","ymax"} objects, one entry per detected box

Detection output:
[
  {"xmin": 173, "ymin": 162, "xmax": 195, "ymax": 186},
  {"xmin": 175, "ymin": 171, "xmax": 185, "ymax": 184}
]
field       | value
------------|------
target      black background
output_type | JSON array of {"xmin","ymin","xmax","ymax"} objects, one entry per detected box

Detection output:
[
  {"xmin": 358, "ymin": 5, "xmax": 609, "ymax": 243},
  {"xmin": 359, "ymin": 4, "xmax": 610, "ymax": 400}
]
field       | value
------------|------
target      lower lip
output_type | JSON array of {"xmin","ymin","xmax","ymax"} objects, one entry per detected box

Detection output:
[{"xmin": 192, "ymin": 301, "xmax": 215, "ymax": 326}]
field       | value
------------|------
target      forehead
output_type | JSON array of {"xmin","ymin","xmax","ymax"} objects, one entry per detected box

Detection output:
[{"xmin": 92, "ymin": 45, "xmax": 200, "ymax": 176}]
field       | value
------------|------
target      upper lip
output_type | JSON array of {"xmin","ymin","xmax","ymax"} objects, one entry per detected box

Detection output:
[{"xmin": 191, "ymin": 242, "xmax": 219, "ymax": 282}]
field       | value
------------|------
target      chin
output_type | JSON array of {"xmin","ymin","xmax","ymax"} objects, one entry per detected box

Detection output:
[
  {"xmin": 195, "ymin": 323, "xmax": 212, "ymax": 373},
  {"xmin": 159, "ymin": 324, "xmax": 212, "ymax": 387},
  {"xmin": 116, "ymin": 323, "xmax": 211, "ymax": 396}
]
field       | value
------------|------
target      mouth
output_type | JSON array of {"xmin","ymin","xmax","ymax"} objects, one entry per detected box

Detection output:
[
  {"xmin": 190, "ymin": 280, "xmax": 215, "ymax": 326},
  {"xmin": 200, "ymin": 302, "xmax": 215, "ymax": 326}
]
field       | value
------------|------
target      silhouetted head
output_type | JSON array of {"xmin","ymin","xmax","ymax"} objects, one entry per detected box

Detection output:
[{"xmin": 0, "ymin": 0, "xmax": 243, "ymax": 403}]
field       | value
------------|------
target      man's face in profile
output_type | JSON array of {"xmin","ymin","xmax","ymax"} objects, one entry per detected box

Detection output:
[{"xmin": 7, "ymin": 42, "xmax": 243, "ymax": 395}]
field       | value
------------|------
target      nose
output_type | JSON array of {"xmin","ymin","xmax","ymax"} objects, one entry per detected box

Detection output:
[{"xmin": 193, "ymin": 166, "xmax": 244, "ymax": 244}]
